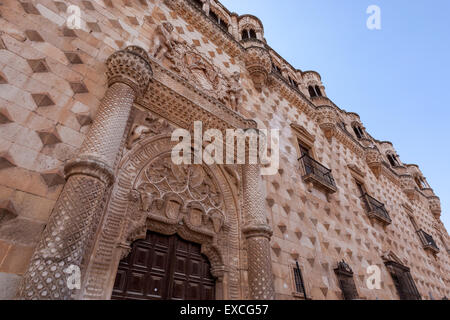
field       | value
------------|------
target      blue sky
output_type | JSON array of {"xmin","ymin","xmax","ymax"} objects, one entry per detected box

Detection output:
[{"xmin": 221, "ymin": 0, "xmax": 450, "ymax": 230}]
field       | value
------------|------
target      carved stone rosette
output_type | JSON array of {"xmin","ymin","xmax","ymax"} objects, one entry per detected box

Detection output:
[
  {"xmin": 242, "ymin": 164, "xmax": 275, "ymax": 300},
  {"xmin": 17, "ymin": 46, "xmax": 152, "ymax": 300},
  {"xmin": 315, "ymin": 106, "xmax": 338, "ymax": 141},
  {"xmin": 243, "ymin": 46, "xmax": 272, "ymax": 91}
]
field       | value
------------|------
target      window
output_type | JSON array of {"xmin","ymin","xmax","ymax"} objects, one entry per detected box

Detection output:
[
  {"xmin": 356, "ymin": 179, "xmax": 392, "ymax": 225},
  {"xmin": 308, "ymin": 85, "xmax": 322, "ymax": 98},
  {"xmin": 415, "ymin": 177, "xmax": 428, "ymax": 190},
  {"xmin": 308, "ymin": 85, "xmax": 317, "ymax": 98},
  {"xmin": 273, "ymin": 64, "xmax": 281, "ymax": 74},
  {"xmin": 315, "ymin": 85, "xmax": 322, "ymax": 97},
  {"xmin": 298, "ymin": 139, "xmax": 337, "ymax": 193},
  {"xmin": 298, "ymin": 141, "xmax": 311, "ymax": 157},
  {"xmin": 292, "ymin": 261, "xmax": 307, "ymax": 298},
  {"xmin": 242, "ymin": 29, "xmax": 257, "ymax": 40},
  {"xmin": 355, "ymin": 180, "xmax": 367, "ymax": 197},
  {"xmin": 289, "ymin": 77, "xmax": 298, "ymax": 89},
  {"xmin": 334, "ymin": 261, "xmax": 359, "ymax": 300},
  {"xmin": 387, "ymin": 154, "xmax": 400, "ymax": 167},
  {"xmin": 209, "ymin": 10, "xmax": 228, "ymax": 31},
  {"xmin": 385, "ymin": 261, "xmax": 421, "ymax": 300},
  {"xmin": 352, "ymin": 125, "xmax": 364, "ymax": 139}
]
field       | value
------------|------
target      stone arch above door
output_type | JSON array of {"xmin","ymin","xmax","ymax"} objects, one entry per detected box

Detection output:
[{"xmin": 79, "ymin": 133, "xmax": 242, "ymax": 300}]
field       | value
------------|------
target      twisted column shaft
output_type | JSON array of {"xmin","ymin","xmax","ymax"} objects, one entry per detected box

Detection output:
[
  {"xmin": 18, "ymin": 46, "xmax": 152, "ymax": 300},
  {"xmin": 242, "ymin": 164, "xmax": 275, "ymax": 300}
]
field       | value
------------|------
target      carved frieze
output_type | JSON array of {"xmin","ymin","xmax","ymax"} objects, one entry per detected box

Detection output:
[{"xmin": 127, "ymin": 112, "xmax": 172, "ymax": 149}]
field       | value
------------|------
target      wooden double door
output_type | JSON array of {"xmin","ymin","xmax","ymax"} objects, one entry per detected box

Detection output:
[{"xmin": 112, "ymin": 232, "xmax": 216, "ymax": 300}]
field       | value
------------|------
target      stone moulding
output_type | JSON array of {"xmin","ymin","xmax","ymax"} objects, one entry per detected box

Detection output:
[
  {"xmin": 164, "ymin": 0, "xmax": 243, "ymax": 58},
  {"xmin": 270, "ymin": 72, "xmax": 316, "ymax": 118},
  {"xmin": 80, "ymin": 135, "xmax": 242, "ymax": 300},
  {"xmin": 138, "ymin": 56, "xmax": 256, "ymax": 132},
  {"xmin": 290, "ymin": 124, "xmax": 316, "ymax": 147}
]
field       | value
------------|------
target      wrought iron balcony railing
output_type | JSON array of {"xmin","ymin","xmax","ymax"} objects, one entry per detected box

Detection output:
[
  {"xmin": 417, "ymin": 229, "xmax": 439, "ymax": 253},
  {"xmin": 360, "ymin": 193, "xmax": 392, "ymax": 225},
  {"xmin": 299, "ymin": 154, "xmax": 337, "ymax": 194}
]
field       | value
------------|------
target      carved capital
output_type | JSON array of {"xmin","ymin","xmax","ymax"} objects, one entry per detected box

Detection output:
[
  {"xmin": 64, "ymin": 156, "xmax": 115, "ymax": 186},
  {"xmin": 106, "ymin": 46, "xmax": 153, "ymax": 98},
  {"xmin": 243, "ymin": 46, "xmax": 272, "ymax": 91},
  {"xmin": 243, "ymin": 224, "xmax": 273, "ymax": 240}
]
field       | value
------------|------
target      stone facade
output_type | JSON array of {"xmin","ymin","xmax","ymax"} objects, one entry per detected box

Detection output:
[{"xmin": 0, "ymin": 0, "xmax": 448, "ymax": 300}]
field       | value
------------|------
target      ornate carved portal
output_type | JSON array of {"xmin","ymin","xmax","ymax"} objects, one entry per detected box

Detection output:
[{"xmin": 80, "ymin": 134, "xmax": 242, "ymax": 300}]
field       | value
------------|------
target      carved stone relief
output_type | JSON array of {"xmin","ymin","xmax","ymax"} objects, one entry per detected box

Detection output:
[
  {"xmin": 81, "ymin": 133, "xmax": 242, "ymax": 300},
  {"xmin": 150, "ymin": 23, "xmax": 242, "ymax": 111}
]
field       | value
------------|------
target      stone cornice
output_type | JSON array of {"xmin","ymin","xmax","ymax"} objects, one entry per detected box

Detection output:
[{"xmin": 270, "ymin": 72, "xmax": 316, "ymax": 118}]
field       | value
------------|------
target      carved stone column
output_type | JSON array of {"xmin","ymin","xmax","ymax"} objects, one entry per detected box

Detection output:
[
  {"xmin": 17, "ymin": 46, "xmax": 152, "ymax": 300},
  {"xmin": 242, "ymin": 164, "xmax": 275, "ymax": 300}
]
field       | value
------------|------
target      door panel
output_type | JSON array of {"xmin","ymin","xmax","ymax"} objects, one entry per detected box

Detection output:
[{"xmin": 112, "ymin": 232, "xmax": 215, "ymax": 300}]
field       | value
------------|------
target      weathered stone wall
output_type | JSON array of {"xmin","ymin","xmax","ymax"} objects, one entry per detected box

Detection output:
[{"xmin": 0, "ymin": 0, "xmax": 448, "ymax": 300}]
